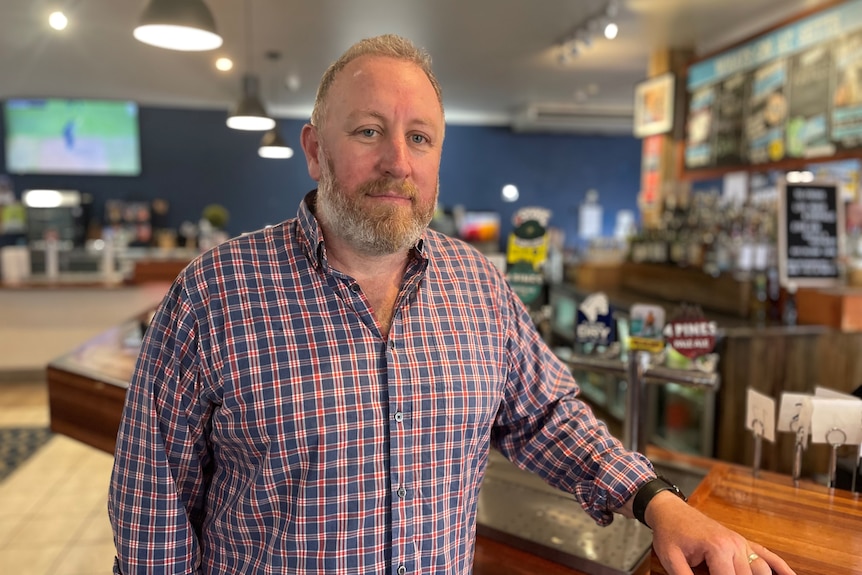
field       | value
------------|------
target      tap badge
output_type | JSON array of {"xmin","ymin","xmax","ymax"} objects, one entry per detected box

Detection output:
[
  {"xmin": 576, "ymin": 292, "xmax": 615, "ymax": 346},
  {"xmin": 662, "ymin": 304, "xmax": 717, "ymax": 359}
]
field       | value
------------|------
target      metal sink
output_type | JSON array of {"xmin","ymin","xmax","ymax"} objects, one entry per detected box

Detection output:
[{"xmin": 477, "ymin": 449, "xmax": 709, "ymax": 575}]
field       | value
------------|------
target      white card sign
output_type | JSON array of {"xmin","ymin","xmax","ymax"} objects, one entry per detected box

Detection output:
[
  {"xmin": 810, "ymin": 398, "xmax": 862, "ymax": 446},
  {"xmin": 777, "ymin": 393, "xmax": 813, "ymax": 448},
  {"xmin": 746, "ymin": 388, "xmax": 776, "ymax": 443}
]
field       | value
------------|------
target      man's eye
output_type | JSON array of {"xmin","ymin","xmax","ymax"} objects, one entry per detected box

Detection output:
[
  {"xmin": 360, "ymin": 128, "xmax": 378, "ymax": 137},
  {"xmin": 411, "ymin": 134, "xmax": 428, "ymax": 144}
]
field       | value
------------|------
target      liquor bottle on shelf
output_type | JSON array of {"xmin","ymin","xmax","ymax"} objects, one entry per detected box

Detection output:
[
  {"xmin": 749, "ymin": 270, "xmax": 768, "ymax": 325},
  {"xmin": 782, "ymin": 282, "xmax": 798, "ymax": 326}
]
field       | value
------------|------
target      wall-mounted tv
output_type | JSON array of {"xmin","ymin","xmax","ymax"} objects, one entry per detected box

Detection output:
[{"xmin": 3, "ymin": 98, "xmax": 141, "ymax": 176}]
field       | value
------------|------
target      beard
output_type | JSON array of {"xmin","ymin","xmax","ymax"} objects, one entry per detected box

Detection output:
[{"xmin": 315, "ymin": 147, "xmax": 437, "ymax": 256}]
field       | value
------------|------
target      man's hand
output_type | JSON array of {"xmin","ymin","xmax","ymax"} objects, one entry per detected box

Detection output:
[{"xmin": 646, "ymin": 491, "xmax": 796, "ymax": 575}]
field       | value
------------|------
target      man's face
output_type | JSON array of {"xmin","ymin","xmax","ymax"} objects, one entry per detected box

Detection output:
[{"xmin": 303, "ymin": 55, "xmax": 444, "ymax": 256}]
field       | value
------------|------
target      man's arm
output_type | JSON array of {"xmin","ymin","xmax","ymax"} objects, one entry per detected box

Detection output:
[{"xmin": 108, "ymin": 277, "xmax": 213, "ymax": 575}]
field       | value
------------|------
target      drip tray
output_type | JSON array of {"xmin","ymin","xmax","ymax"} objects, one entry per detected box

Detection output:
[
  {"xmin": 477, "ymin": 451, "xmax": 710, "ymax": 574},
  {"xmin": 477, "ymin": 450, "xmax": 653, "ymax": 575}
]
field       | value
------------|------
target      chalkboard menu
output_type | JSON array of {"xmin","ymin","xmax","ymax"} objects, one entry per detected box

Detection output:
[
  {"xmin": 778, "ymin": 180, "xmax": 844, "ymax": 287},
  {"xmin": 685, "ymin": 1, "xmax": 862, "ymax": 171}
]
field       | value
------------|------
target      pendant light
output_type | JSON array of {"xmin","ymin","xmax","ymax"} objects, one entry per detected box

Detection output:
[
  {"xmin": 227, "ymin": 0, "xmax": 275, "ymax": 132},
  {"xmin": 134, "ymin": 0, "xmax": 223, "ymax": 51},
  {"xmin": 257, "ymin": 52, "xmax": 292, "ymax": 158},
  {"xmin": 226, "ymin": 0, "xmax": 274, "ymax": 131},
  {"xmin": 258, "ymin": 126, "xmax": 294, "ymax": 159},
  {"xmin": 227, "ymin": 75, "xmax": 275, "ymax": 131}
]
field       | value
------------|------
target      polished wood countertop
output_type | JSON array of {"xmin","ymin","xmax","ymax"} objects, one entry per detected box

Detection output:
[{"xmin": 650, "ymin": 463, "xmax": 862, "ymax": 575}]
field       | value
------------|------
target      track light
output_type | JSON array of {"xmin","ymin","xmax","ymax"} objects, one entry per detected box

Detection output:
[
  {"xmin": 134, "ymin": 0, "xmax": 223, "ymax": 51},
  {"xmin": 555, "ymin": 0, "xmax": 620, "ymax": 60},
  {"xmin": 258, "ymin": 128, "xmax": 294, "ymax": 159},
  {"xmin": 227, "ymin": 75, "xmax": 275, "ymax": 131}
]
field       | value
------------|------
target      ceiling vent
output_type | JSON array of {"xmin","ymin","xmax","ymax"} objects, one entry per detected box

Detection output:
[{"xmin": 511, "ymin": 103, "xmax": 633, "ymax": 135}]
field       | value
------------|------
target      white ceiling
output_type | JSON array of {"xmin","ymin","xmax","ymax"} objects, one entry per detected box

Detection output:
[{"xmin": 0, "ymin": 0, "xmax": 833, "ymax": 127}]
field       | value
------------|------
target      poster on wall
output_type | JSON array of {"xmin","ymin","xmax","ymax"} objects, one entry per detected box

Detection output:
[
  {"xmin": 684, "ymin": 86, "xmax": 716, "ymax": 169},
  {"xmin": 745, "ymin": 59, "xmax": 789, "ymax": 165},
  {"xmin": 831, "ymin": 28, "xmax": 862, "ymax": 148},
  {"xmin": 714, "ymin": 72, "xmax": 749, "ymax": 166},
  {"xmin": 685, "ymin": 0, "xmax": 862, "ymax": 171},
  {"xmin": 777, "ymin": 179, "xmax": 844, "ymax": 287},
  {"xmin": 787, "ymin": 44, "xmax": 834, "ymax": 158}
]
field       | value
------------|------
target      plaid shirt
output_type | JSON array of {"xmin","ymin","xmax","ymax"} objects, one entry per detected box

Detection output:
[{"xmin": 109, "ymin": 193, "xmax": 654, "ymax": 575}]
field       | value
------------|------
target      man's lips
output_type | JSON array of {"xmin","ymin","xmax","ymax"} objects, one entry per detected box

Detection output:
[{"xmin": 367, "ymin": 192, "xmax": 413, "ymax": 200}]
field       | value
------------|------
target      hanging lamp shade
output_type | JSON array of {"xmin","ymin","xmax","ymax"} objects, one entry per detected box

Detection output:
[
  {"xmin": 227, "ymin": 75, "xmax": 275, "ymax": 131},
  {"xmin": 258, "ymin": 128, "xmax": 294, "ymax": 159},
  {"xmin": 134, "ymin": 0, "xmax": 223, "ymax": 51}
]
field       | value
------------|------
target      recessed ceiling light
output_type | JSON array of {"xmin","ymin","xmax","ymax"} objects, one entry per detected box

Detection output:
[
  {"xmin": 48, "ymin": 11, "xmax": 68, "ymax": 31},
  {"xmin": 216, "ymin": 57, "xmax": 233, "ymax": 71},
  {"xmin": 604, "ymin": 22, "xmax": 619, "ymax": 40}
]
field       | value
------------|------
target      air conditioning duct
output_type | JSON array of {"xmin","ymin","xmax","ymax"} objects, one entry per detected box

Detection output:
[{"xmin": 511, "ymin": 103, "xmax": 633, "ymax": 135}]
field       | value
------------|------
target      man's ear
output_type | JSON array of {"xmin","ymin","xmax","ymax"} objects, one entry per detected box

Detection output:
[{"xmin": 300, "ymin": 123, "xmax": 322, "ymax": 181}]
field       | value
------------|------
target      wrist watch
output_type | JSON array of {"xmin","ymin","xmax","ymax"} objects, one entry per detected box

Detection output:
[{"xmin": 632, "ymin": 475, "xmax": 687, "ymax": 529}]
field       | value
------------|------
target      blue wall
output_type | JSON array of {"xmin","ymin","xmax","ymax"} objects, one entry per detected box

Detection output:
[{"xmin": 0, "ymin": 106, "xmax": 642, "ymax": 249}]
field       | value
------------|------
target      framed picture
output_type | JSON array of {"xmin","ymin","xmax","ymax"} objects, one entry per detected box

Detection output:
[{"xmin": 633, "ymin": 73, "xmax": 675, "ymax": 138}]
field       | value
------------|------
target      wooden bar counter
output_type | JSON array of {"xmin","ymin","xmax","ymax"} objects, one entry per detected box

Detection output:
[{"xmin": 650, "ymin": 463, "xmax": 862, "ymax": 575}]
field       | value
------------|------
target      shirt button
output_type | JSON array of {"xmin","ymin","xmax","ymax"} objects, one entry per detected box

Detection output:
[
  {"xmin": 350, "ymin": 283, "xmax": 361, "ymax": 293},
  {"xmin": 394, "ymin": 411, "xmax": 404, "ymax": 423},
  {"xmin": 397, "ymin": 566, "xmax": 407, "ymax": 575},
  {"xmin": 397, "ymin": 486, "xmax": 407, "ymax": 498}
]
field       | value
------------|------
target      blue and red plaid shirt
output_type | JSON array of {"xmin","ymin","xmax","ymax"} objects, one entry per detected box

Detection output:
[{"xmin": 109, "ymin": 192, "xmax": 654, "ymax": 575}]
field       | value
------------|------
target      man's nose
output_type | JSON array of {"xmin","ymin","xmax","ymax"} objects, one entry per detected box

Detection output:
[{"xmin": 379, "ymin": 135, "xmax": 411, "ymax": 179}]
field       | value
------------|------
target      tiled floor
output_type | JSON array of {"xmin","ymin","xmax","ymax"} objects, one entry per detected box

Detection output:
[{"xmin": 0, "ymin": 378, "xmax": 116, "ymax": 575}]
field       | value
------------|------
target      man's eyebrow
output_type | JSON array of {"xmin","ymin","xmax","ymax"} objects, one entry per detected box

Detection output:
[
  {"xmin": 345, "ymin": 110, "xmax": 386, "ymax": 124},
  {"xmin": 344, "ymin": 110, "xmax": 439, "ymax": 130}
]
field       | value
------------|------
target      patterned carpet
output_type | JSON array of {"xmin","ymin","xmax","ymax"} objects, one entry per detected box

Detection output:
[{"xmin": 0, "ymin": 427, "xmax": 52, "ymax": 482}]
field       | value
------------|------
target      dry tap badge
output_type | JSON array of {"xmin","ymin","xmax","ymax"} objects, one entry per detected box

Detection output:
[{"xmin": 575, "ymin": 292, "xmax": 615, "ymax": 347}]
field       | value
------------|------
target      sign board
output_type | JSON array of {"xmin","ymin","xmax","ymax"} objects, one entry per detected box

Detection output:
[
  {"xmin": 777, "ymin": 179, "xmax": 843, "ymax": 287},
  {"xmin": 684, "ymin": 1, "xmax": 862, "ymax": 170}
]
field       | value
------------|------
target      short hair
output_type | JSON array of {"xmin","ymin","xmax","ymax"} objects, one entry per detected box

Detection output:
[{"xmin": 310, "ymin": 34, "xmax": 444, "ymax": 128}]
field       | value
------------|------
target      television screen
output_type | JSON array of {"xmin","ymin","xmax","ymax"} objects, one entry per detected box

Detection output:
[{"xmin": 3, "ymin": 98, "xmax": 141, "ymax": 176}]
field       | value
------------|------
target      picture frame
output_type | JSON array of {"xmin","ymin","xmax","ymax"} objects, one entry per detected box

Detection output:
[{"xmin": 633, "ymin": 73, "xmax": 675, "ymax": 138}]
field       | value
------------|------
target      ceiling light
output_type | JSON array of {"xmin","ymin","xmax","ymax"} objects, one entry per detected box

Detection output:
[
  {"xmin": 258, "ymin": 128, "xmax": 294, "ymax": 159},
  {"xmin": 216, "ymin": 57, "xmax": 233, "ymax": 71},
  {"xmin": 227, "ymin": 74, "xmax": 275, "ymax": 131},
  {"xmin": 555, "ymin": 0, "xmax": 621, "ymax": 55},
  {"xmin": 48, "ymin": 11, "xmax": 68, "ymax": 31},
  {"xmin": 134, "ymin": 0, "xmax": 223, "ymax": 51},
  {"xmin": 501, "ymin": 184, "xmax": 519, "ymax": 203},
  {"xmin": 227, "ymin": 1, "xmax": 274, "ymax": 131}
]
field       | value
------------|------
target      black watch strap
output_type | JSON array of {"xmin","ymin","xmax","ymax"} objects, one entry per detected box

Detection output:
[{"xmin": 632, "ymin": 475, "xmax": 687, "ymax": 529}]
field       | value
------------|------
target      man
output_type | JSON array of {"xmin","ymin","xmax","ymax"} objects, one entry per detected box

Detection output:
[{"xmin": 109, "ymin": 34, "xmax": 794, "ymax": 575}]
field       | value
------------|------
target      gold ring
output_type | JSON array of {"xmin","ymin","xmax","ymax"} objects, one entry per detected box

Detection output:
[{"xmin": 748, "ymin": 552, "xmax": 759, "ymax": 563}]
